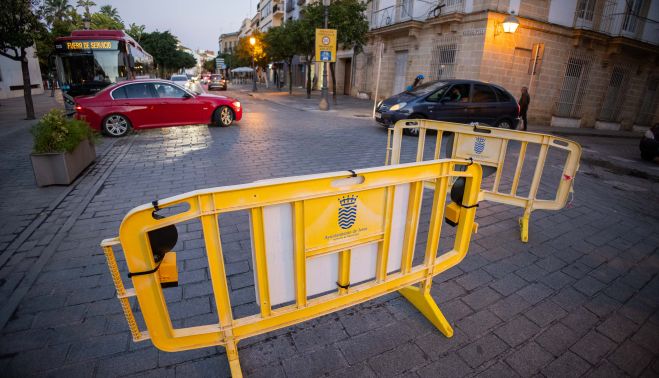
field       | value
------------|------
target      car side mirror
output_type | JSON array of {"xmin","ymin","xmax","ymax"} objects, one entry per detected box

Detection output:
[
  {"xmin": 182, "ymin": 92, "xmax": 193, "ymax": 99},
  {"xmin": 440, "ymin": 98, "xmax": 448, "ymax": 104}
]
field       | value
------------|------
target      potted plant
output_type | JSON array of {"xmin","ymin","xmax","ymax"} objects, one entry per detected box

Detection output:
[{"xmin": 30, "ymin": 109, "xmax": 97, "ymax": 186}]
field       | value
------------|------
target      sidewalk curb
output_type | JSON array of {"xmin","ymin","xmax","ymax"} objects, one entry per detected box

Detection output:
[{"xmin": 0, "ymin": 136, "xmax": 135, "ymax": 331}]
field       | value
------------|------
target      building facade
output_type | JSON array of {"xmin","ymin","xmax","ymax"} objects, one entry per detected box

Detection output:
[
  {"xmin": 354, "ymin": 0, "xmax": 659, "ymax": 130},
  {"xmin": 219, "ymin": 32, "xmax": 240, "ymax": 54},
  {"xmin": 259, "ymin": 0, "xmax": 285, "ymax": 31},
  {"xmin": 0, "ymin": 47, "xmax": 44, "ymax": 100}
]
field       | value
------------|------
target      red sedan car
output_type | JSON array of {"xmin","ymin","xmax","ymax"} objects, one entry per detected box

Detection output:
[{"xmin": 75, "ymin": 79, "xmax": 242, "ymax": 137}]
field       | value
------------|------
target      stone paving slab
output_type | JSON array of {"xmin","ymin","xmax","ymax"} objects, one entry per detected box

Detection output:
[{"xmin": 0, "ymin": 90, "xmax": 657, "ymax": 377}]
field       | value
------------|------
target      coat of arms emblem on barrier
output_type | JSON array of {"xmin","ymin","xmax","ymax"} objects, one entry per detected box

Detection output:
[
  {"xmin": 338, "ymin": 195, "xmax": 358, "ymax": 229},
  {"xmin": 474, "ymin": 136, "xmax": 486, "ymax": 154}
]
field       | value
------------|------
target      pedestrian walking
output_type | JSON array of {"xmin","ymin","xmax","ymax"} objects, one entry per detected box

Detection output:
[{"xmin": 519, "ymin": 86, "xmax": 530, "ymax": 131}]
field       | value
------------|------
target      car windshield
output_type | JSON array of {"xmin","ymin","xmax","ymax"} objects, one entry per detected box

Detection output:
[
  {"xmin": 406, "ymin": 81, "xmax": 447, "ymax": 96},
  {"xmin": 211, "ymin": 75, "xmax": 222, "ymax": 80}
]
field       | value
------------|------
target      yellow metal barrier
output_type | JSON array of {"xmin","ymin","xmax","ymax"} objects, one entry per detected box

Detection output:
[
  {"xmin": 386, "ymin": 119, "xmax": 581, "ymax": 242},
  {"xmin": 101, "ymin": 160, "xmax": 482, "ymax": 377}
]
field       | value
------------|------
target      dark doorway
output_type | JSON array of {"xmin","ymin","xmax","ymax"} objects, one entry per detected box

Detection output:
[{"xmin": 343, "ymin": 58, "xmax": 352, "ymax": 95}]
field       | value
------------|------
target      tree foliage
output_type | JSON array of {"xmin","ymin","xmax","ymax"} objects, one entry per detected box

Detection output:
[
  {"xmin": 0, "ymin": 0, "xmax": 42, "ymax": 119},
  {"xmin": 140, "ymin": 30, "xmax": 195, "ymax": 77},
  {"xmin": 264, "ymin": 20, "xmax": 305, "ymax": 94},
  {"xmin": 299, "ymin": 0, "xmax": 368, "ymax": 101},
  {"xmin": 234, "ymin": 30, "xmax": 267, "ymax": 68},
  {"xmin": 202, "ymin": 59, "xmax": 214, "ymax": 73},
  {"xmin": 126, "ymin": 23, "xmax": 145, "ymax": 43}
]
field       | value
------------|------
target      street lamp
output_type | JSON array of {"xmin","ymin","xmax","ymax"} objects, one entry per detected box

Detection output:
[
  {"xmin": 319, "ymin": 0, "xmax": 330, "ymax": 111},
  {"xmin": 495, "ymin": 12, "xmax": 520, "ymax": 36},
  {"xmin": 502, "ymin": 13, "xmax": 520, "ymax": 33},
  {"xmin": 250, "ymin": 36, "xmax": 257, "ymax": 92}
]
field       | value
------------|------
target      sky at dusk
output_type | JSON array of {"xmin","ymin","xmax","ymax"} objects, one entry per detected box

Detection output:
[{"xmin": 89, "ymin": 0, "xmax": 257, "ymax": 52}]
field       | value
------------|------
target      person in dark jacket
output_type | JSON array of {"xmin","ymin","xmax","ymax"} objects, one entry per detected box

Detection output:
[{"xmin": 519, "ymin": 86, "xmax": 530, "ymax": 131}]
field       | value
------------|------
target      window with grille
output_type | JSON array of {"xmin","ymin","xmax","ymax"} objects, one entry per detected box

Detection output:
[
  {"xmin": 599, "ymin": 66, "xmax": 629, "ymax": 122},
  {"xmin": 430, "ymin": 39, "xmax": 459, "ymax": 81},
  {"xmin": 554, "ymin": 53, "xmax": 592, "ymax": 118},
  {"xmin": 576, "ymin": 0, "xmax": 596, "ymax": 22},
  {"xmin": 636, "ymin": 77, "xmax": 658, "ymax": 126}
]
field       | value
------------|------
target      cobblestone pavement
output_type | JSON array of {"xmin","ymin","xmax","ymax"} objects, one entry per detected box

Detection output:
[{"xmin": 0, "ymin": 89, "xmax": 658, "ymax": 377}]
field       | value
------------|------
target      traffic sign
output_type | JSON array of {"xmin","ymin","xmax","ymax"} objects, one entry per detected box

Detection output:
[{"xmin": 315, "ymin": 28, "xmax": 337, "ymax": 62}]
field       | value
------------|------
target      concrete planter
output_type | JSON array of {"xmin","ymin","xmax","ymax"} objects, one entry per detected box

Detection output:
[{"xmin": 30, "ymin": 139, "xmax": 96, "ymax": 187}]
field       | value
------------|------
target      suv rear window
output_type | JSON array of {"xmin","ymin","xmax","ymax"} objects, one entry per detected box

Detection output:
[
  {"xmin": 493, "ymin": 86, "xmax": 513, "ymax": 102},
  {"xmin": 211, "ymin": 75, "xmax": 222, "ymax": 80},
  {"xmin": 472, "ymin": 84, "xmax": 498, "ymax": 102}
]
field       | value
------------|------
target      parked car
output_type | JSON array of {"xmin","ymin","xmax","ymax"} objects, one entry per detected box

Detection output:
[
  {"xmin": 74, "ymin": 79, "xmax": 242, "ymax": 137},
  {"xmin": 170, "ymin": 74, "xmax": 190, "ymax": 87},
  {"xmin": 640, "ymin": 124, "xmax": 659, "ymax": 161},
  {"xmin": 208, "ymin": 74, "xmax": 227, "ymax": 91},
  {"xmin": 375, "ymin": 79, "xmax": 519, "ymax": 135}
]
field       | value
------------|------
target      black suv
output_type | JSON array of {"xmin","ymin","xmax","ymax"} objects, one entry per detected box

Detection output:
[{"xmin": 375, "ymin": 79, "xmax": 520, "ymax": 135}]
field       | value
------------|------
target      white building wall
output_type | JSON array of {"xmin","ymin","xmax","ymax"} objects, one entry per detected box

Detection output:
[
  {"xmin": 0, "ymin": 47, "xmax": 44, "ymax": 100},
  {"xmin": 547, "ymin": 0, "xmax": 577, "ymax": 27}
]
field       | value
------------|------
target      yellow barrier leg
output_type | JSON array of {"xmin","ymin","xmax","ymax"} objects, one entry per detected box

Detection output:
[
  {"xmin": 226, "ymin": 339, "xmax": 243, "ymax": 378},
  {"xmin": 398, "ymin": 285, "xmax": 453, "ymax": 338},
  {"xmin": 519, "ymin": 210, "xmax": 530, "ymax": 243}
]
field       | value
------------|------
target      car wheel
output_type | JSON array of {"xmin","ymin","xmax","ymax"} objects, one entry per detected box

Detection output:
[
  {"xmin": 641, "ymin": 150, "xmax": 655, "ymax": 161},
  {"xmin": 404, "ymin": 114, "xmax": 426, "ymax": 136},
  {"xmin": 102, "ymin": 114, "xmax": 131, "ymax": 137},
  {"xmin": 495, "ymin": 119, "xmax": 514, "ymax": 129},
  {"xmin": 213, "ymin": 106, "xmax": 234, "ymax": 127}
]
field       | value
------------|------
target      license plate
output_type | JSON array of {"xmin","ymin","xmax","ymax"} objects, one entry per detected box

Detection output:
[{"xmin": 375, "ymin": 112, "xmax": 382, "ymax": 119}]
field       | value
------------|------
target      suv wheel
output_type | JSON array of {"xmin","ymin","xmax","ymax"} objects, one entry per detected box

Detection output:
[
  {"xmin": 496, "ymin": 119, "xmax": 513, "ymax": 129},
  {"xmin": 404, "ymin": 114, "xmax": 426, "ymax": 136}
]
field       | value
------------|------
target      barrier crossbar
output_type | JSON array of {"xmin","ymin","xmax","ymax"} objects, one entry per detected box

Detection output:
[
  {"xmin": 101, "ymin": 160, "xmax": 482, "ymax": 377},
  {"xmin": 386, "ymin": 119, "xmax": 581, "ymax": 242}
]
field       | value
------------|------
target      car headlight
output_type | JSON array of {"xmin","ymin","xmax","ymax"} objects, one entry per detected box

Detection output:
[
  {"xmin": 232, "ymin": 101, "xmax": 241, "ymax": 108},
  {"xmin": 389, "ymin": 102, "xmax": 407, "ymax": 111},
  {"xmin": 644, "ymin": 130, "xmax": 655, "ymax": 139}
]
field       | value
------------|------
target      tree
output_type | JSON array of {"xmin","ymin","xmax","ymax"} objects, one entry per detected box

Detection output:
[
  {"xmin": 264, "ymin": 20, "xmax": 302, "ymax": 95},
  {"xmin": 41, "ymin": 0, "xmax": 74, "ymax": 27},
  {"xmin": 90, "ymin": 12, "xmax": 123, "ymax": 29},
  {"xmin": 99, "ymin": 5, "xmax": 121, "ymax": 23},
  {"xmin": 75, "ymin": 0, "xmax": 95, "ymax": 16},
  {"xmin": 0, "ymin": 0, "xmax": 42, "ymax": 119},
  {"xmin": 174, "ymin": 50, "xmax": 196, "ymax": 71},
  {"xmin": 140, "ymin": 31, "xmax": 196, "ymax": 78},
  {"xmin": 203, "ymin": 59, "xmax": 215, "ymax": 73},
  {"xmin": 298, "ymin": 3, "xmax": 324, "ymax": 98},
  {"xmin": 235, "ymin": 31, "xmax": 267, "ymax": 68},
  {"xmin": 298, "ymin": 0, "xmax": 368, "ymax": 101},
  {"xmin": 327, "ymin": 0, "xmax": 369, "ymax": 103},
  {"xmin": 126, "ymin": 23, "xmax": 145, "ymax": 43}
]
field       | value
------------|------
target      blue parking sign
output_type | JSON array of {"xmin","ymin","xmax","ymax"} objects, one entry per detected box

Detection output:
[{"xmin": 320, "ymin": 51, "xmax": 332, "ymax": 62}]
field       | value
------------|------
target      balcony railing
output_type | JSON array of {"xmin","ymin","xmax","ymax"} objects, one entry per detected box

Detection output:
[
  {"xmin": 370, "ymin": 0, "xmax": 465, "ymax": 30},
  {"xmin": 573, "ymin": 3, "xmax": 658, "ymax": 45}
]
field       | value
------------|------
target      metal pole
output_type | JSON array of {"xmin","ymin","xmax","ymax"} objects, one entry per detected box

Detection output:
[
  {"xmin": 372, "ymin": 41, "xmax": 383, "ymax": 117},
  {"xmin": 319, "ymin": 4, "xmax": 330, "ymax": 111},
  {"xmin": 252, "ymin": 54, "xmax": 257, "ymax": 92}
]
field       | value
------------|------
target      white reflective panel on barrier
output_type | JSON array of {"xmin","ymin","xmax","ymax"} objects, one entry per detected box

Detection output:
[{"xmin": 387, "ymin": 183, "xmax": 410, "ymax": 273}]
